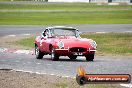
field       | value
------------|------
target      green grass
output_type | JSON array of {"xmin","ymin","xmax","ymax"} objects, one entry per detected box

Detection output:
[
  {"xmin": 16, "ymin": 37, "xmax": 35, "ymax": 48},
  {"xmin": 0, "ymin": 10, "xmax": 132, "ymax": 24},
  {"xmin": 0, "ymin": 3, "xmax": 131, "ymax": 11},
  {"xmin": 82, "ymin": 32, "xmax": 132, "ymax": 54},
  {"xmin": 0, "ymin": 0, "xmax": 11, "ymax": 2},
  {"xmin": 16, "ymin": 33, "xmax": 132, "ymax": 55},
  {"xmin": 55, "ymin": 82, "xmax": 117, "ymax": 88},
  {"xmin": 0, "ymin": 3, "xmax": 132, "ymax": 24}
]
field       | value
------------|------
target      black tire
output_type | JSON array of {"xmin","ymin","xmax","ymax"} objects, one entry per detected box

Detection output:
[
  {"xmin": 35, "ymin": 45, "xmax": 44, "ymax": 59},
  {"xmin": 85, "ymin": 54, "xmax": 94, "ymax": 61},
  {"xmin": 76, "ymin": 75, "xmax": 86, "ymax": 85},
  {"xmin": 51, "ymin": 47, "xmax": 59, "ymax": 61},
  {"xmin": 68, "ymin": 55, "xmax": 77, "ymax": 60}
]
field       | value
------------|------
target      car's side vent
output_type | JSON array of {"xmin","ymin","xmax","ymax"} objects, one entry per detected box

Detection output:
[{"xmin": 70, "ymin": 47, "xmax": 86, "ymax": 52}]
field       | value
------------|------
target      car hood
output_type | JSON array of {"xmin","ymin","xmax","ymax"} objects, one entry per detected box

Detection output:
[{"xmin": 53, "ymin": 36, "xmax": 93, "ymax": 49}]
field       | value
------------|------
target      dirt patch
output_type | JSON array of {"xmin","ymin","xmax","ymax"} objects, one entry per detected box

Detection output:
[
  {"xmin": 0, "ymin": 70, "xmax": 85, "ymax": 88},
  {"xmin": 0, "ymin": 70, "xmax": 123, "ymax": 88},
  {"xmin": 0, "ymin": 34, "xmax": 35, "ymax": 50}
]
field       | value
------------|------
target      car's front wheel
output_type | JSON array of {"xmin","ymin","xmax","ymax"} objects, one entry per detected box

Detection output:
[
  {"xmin": 68, "ymin": 55, "xmax": 77, "ymax": 60},
  {"xmin": 51, "ymin": 47, "xmax": 59, "ymax": 61},
  {"xmin": 35, "ymin": 45, "xmax": 44, "ymax": 59},
  {"xmin": 85, "ymin": 54, "xmax": 94, "ymax": 61}
]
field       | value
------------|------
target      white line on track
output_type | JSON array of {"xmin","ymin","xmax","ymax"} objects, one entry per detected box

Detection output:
[
  {"xmin": 36, "ymin": 63, "xmax": 41, "ymax": 65},
  {"xmin": 50, "ymin": 74, "xmax": 55, "ymax": 76},
  {"xmin": 61, "ymin": 76, "xmax": 70, "ymax": 78},
  {"xmin": 21, "ymin": 34, "xmax": 31, "ymax": 36},
  {"xmin": 15, "ymin": 60, "xmax": 20, "ymax": 62},
  {"xmin": 35, "ymin": 72, "xmax": 41, "ymax": 74},
  {"xmin": 96, "ymin": 32, "xmax": 107, "ymax": 34},
  {"xmin": 120, "ymin": 84, "xmax": 132, "ymax": 88},
  {"xmin": 57, "ymin": 65, "xmax": 63, "ymax": 67},
  {"xmin": 125, "ymin": 31, "xmax": 132, "ymax": 33},
  {"xmin": 4, "ymin": 69, "xmax": 131, "ymax": 88},
  {"xmin": 7, "ymin": 35, "xmax": 16, "ymax": 37},
  {"xmin": 46, "ymin": 64, "xmax": 52, "ymax": 66}
]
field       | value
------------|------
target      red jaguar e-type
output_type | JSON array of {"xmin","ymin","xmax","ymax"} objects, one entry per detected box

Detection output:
[{"xmin": 34, "ymin": 26, "xmax": 97, "ymax": 61}]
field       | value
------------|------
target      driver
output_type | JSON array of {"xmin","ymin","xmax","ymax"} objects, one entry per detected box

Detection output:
[
  {"xmin": 41, "ymin": 30, "xmax": 48, "ymax": 38},
  {"xmin": 41, "ymin": 29, "xmax": 52, "ymax": 38}
]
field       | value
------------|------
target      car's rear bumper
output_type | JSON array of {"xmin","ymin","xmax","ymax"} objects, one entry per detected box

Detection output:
[{"xmin": 55, "ymin": 48, "xmax": 96, "ymax": 56}]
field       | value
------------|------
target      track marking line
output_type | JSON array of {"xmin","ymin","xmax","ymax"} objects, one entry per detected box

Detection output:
[
  {"xmin": 57, "ymin": 65, "xmax": 63, "ymax": 67},
  {"xmin": 125, "ymin": 31, "xmax": 132, "ymax": 33},
  {"xmin": 46, "ymin": 64, "xmax": 52, "ymax": 66},
  {"xmin": 15, "ymin": 60, "xmax": 20, "ymax": 62},
  {"xmin": 0, "ymin": 48, "xmax": 35, "ymax": 55},
  {"xmin": 35, "ymin": 72, "xmax": 41, "ymax": 74},
  {"xmin": 21, "ymin": 34, "xmax": 31, "ymax": 36},
  {"xmin": 120, "ymin": 84, "xmax": 132, "ymax": 88},
  {"xmin": 96, "ymin": 32, "xmax": 107, "ymax": 34},
  {"xmin": 7, "ymin": 35, "xmax": 16, "ymax": 37},
  {"xmin": 36, "ymin": 63, "xmax": 41, "ymax": 65},
  {"xmin": 61, "ymin": 76, "xmax": 70, "ymax": 78},
  {"xmin": 2, "ymin": 69, "xmax": 76, "ymax": 79},
  {"xmin": 50, "ymin": 74, "xmax": 55, "ymax": 76}
]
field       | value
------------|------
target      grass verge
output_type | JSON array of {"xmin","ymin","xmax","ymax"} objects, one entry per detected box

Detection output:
[
  {"xmin": 16, "ymin": 32, "xmax": 132, "ymax": 55},
  {"xmin": 0, "ymin": 3, "xmax": 132, "ymax": 24},
  {"xmin": 81, "ymin": 32, "xmax": 132, "ymax": 55},
  {"xmin": 0, "ymin": 11, "xmax": 132, "ymax": 24},
  {"xmin": 0, "ymin": 3, "xmax": 131, "ymax": 11}
]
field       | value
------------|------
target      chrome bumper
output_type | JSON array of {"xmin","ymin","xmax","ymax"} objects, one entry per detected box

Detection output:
[{"xmin": 55, "ymin": 48, "xmax": 96, "ymax": 52}]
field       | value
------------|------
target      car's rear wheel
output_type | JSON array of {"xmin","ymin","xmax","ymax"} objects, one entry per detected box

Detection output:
[
  {"xmin": 68, "ymin": 55, "xmax": 77, "ymax": 60},
  {"xmin": 35, "ymin": 45, "xmax": 44, "ymax": 59},
  {"xmin": 51, "ymin": 47, "xmax": 59, "ymax": 61},
  {"xmin": 85, "ymin": 54, "xmax": 94, "ymax": 61}
]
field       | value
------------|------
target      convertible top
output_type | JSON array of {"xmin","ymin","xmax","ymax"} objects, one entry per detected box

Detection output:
[{"xmin": 46, "ymin": 26, "xmax": 78, "ymax": 30}]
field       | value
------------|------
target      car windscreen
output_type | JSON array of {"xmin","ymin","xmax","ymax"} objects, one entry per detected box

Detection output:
[{"xmin": 50, "ymin": 28, "xmax": 76, "ymax": 37}]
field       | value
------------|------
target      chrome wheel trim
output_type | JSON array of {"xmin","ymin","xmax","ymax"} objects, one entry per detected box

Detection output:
[
  {"xmin": 35, "ymin": 47, "xmax": 39, "ymax": 56},
  {"xmin": 51, "ymin": 49, "xmax": 55, "ymax": 59}
]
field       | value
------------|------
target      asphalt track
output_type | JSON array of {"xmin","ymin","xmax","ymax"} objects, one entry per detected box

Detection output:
[
  {"xmin": 0, "ymin": 25, "xmax": 132, "ymax": 87},
  {"xmin": 0, "ymin": 52, "xmax": 132, "ymax": 77},
  {"xmin": 0, "ymin": 24, "xmax": 132, "ymax": 36}
]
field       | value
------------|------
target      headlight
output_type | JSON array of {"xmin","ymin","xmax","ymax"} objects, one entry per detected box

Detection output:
[
  {"xmin": 91, "ymin": 41, "xmax": 97, "ymax": 49},
  {"xmin": 57, "ymin": 41, "xmax": 64, "ymax": 49}
]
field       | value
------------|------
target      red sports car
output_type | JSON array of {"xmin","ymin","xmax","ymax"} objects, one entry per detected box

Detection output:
[{"xmin": 34, "ymin": 26, "xmax": 97, "ymax": 61}]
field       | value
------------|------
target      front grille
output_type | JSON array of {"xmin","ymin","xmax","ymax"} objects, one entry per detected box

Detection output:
[{"xmin": 69, "ymin": 47, "xmax": 86, "ymax": 52}]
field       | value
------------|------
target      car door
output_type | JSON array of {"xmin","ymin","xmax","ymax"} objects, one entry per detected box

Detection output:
[{"xmin": 40, "ymin": 29, "xmax": 50, "ymax": 52}]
